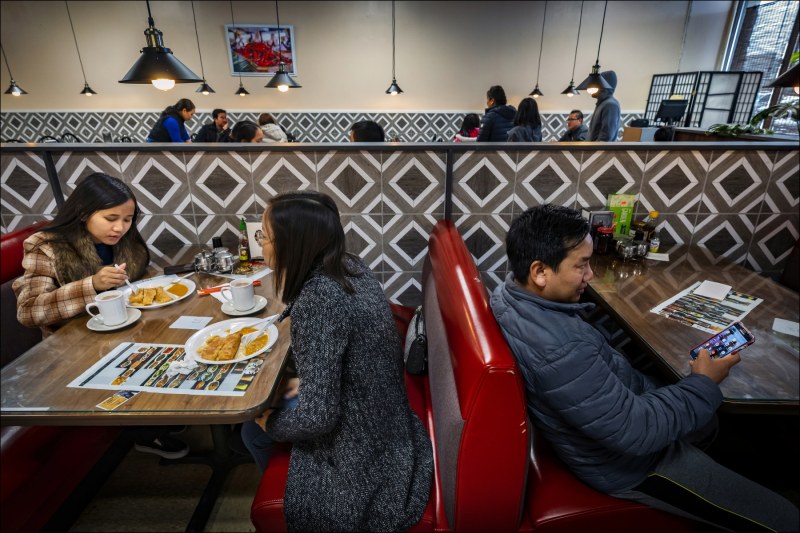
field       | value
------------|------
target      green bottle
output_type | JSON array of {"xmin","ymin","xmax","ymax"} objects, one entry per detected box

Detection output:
[{"xmin": 238, "ymin": 217, "xmax": 251, "ymax": 270}]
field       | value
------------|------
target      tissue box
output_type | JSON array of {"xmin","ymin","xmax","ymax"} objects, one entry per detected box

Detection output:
[{"xmin": 607, "ymin": 194, "xmax": 636, "ymax": 237}]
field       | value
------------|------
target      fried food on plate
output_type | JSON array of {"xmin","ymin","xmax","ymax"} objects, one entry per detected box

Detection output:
[
  {"xmin": 141, "ymin": 288, "xmax": 157, "ymax": 305},
  {"xmin": 154, "ymin": 287, "xmax": 172, "ymax": 304},
  {"xmin": 128, "ymin": 286, "xmax": 175, "ymax": 306},
  {"xmin": 217, "ymin": 332, "xmax": 243, "ymax": 361}
]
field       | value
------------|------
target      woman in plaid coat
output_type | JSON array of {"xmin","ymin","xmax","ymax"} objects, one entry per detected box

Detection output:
[{"xmin": 13, "ymin": 172, "xmax": 149, "ymax": 335}]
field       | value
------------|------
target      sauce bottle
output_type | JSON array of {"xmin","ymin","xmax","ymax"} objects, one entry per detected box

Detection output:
[{"xmin": 238, "ymin": 218, "xmax": 251, "ymax": 270}]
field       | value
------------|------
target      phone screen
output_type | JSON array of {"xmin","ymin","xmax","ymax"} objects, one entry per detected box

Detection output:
[{"xmin": 690, "ymin": 323, "xmax": 753, "ymax": 359}]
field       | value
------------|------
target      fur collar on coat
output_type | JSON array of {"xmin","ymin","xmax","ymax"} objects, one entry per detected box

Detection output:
[{"xmin": 42, "ymin": 230, "xmax": 149, "ymax": 285}]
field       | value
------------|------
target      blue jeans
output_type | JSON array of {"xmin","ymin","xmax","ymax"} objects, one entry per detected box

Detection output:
[{"xmin": 242, "ymin": 396, "xmax": 298, "ymax": 472}]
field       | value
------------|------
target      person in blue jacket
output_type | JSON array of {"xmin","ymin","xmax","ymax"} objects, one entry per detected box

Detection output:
[
  {"xmin": 490, "ymin": 204, "xmax": 799, "ymax": 532},
  {"xmin": 146, "ymin": 99, "xmax": 195, "ymax": 143},
  {"xmin": 477, "ymin": 85, "xmax": 516, "ymax": 142}
]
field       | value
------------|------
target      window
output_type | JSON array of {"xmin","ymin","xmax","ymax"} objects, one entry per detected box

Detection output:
[{"xmin": 726, "ymin": 1, "xmax": 799, "ymax": 135}]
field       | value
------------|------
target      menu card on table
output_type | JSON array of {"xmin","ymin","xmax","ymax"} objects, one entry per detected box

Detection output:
[
  {"xmin": 650, "ymin": 281, "xmax": 763, "ymax": 334},
  {"xmin": 68, "ymin": 343, "xmax": 266, "ymax": 397}
]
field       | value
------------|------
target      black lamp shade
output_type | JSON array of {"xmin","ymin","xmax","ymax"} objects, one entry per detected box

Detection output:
[
  {"xmin": 530, "ymin": 85, "xmax": 544, "ymax": 97},
  {"xmin": 235, "ymin": 83, "xmax": 249, "ymax": 96},
  {"xmin": 767, "ymin": 63, "xmax": 800, "ymax": 89},
  {"xmin": 196, "ymin": 81, "xmax": 215, "ymax": 94},
  {"xmin": 560, "ymin": 82, "xmax": 579, "ymax": 97},
  {"xmin": 80, "ymin": 83, "xmax": 98, "ymax": 96},
  {"xmin": 5, "ymin": 80, "xmax": 28, "ymax": 95},
  {"xmin": 265, "ymin": 64, "xmax": 302, "ymax": 90},
  {"xmin": 385, "ymin": 79, "xmax": 403, "ymax": 95},
  {"xmin": 576, "ymin": 62, "xmax": 612, "ymax": 93},
  {"xmin": 119, "ymin": 46, "xmax": 203, "ymax": 84}
]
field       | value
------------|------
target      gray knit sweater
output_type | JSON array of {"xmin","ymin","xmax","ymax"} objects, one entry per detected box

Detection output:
[{"xmin": 266, "ymin": 256, "xmax": 433, "ymax": 532}]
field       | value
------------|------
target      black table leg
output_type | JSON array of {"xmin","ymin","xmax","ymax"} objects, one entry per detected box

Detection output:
[{"xmin": 158, "ymin": 424, "xmax": 253, "ymax": 533}]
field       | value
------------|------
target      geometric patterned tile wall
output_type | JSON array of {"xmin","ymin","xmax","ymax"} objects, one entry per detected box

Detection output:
[
  {"xmin": 1, "ymin": 146, "xmax": 797, "ymax": 306},
  {"xmin": 1, "ymin": 111, "xmax": 644, "ymax": 144}
]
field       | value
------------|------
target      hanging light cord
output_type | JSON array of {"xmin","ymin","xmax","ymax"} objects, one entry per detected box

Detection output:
[
  {"xmin": 1, "ymin": 43, "xmax": 15, "ymax": 79},
  {"xmin": 594, "ymin": 0, "xmax": 608, "ymax": 63},
  {"xmin": 275, "ymin": 0, "xmax": 284, "ymax": 68},
  {"xmin": 229, "ymin": 0, "xmax": 242, "ymax": 84},
  {"xmin": 535, "ymin": 1, "xmax": 547, "ymax": 85},
  {"xmin": 64, "ymin": 1, "xmax": 88, "ymax": 84},
  {"xmin": 392, "ymin": 0, "xmax": 396, "ymax": 79},
  {"xmin": 191, "ymin": 0, "xmax": 206, "ymax": 79},
  {"xmin": 570, "ymin": 1, "xmax": 584, "ymax": 81},
  {"xmin": 145, "ymin": 0, "xmax": 155, "ymax": 28}
]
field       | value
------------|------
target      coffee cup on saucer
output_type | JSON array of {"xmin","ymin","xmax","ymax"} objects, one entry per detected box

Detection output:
[
  {"xmin": 220, "ymin": 279, "xmax": 255, "ymax": 311},
  {"xmin": 85, "ymin": 290, "xmax": 127, "ymax": 326}
]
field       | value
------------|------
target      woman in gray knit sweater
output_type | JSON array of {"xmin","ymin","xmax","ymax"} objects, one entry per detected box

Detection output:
[{"xmin": 245, "ymin": 190, "xmax": 433, "ymax": 531}]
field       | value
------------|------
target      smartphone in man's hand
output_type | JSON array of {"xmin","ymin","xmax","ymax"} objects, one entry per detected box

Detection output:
[{"xmin": 689, "ymin": 322, "xmax": 755, "ymax": 360}]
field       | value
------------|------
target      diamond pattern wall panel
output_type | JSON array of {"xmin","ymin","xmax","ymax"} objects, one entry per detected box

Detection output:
[
  {"xmin": 704, "ymin": 151, "xmax": 773, "ymax": 214},
  {"xmin": 577, "ymin": 151, "xmax": 647, "ymax": 209},
  {"xmin": 1, "ymin": 111, "xmax": 644, "ymax": 143},
  {"xmin": 186, "ymin": 152, "xmax": 257, "ymax": 217},
  {"xmin": 638, "ymin": 151, "xmax": 709, "ymax": 215},
  {"xmin": 452, "ymin": 151, "xmax": 516, "ymax": 215},
  {"xmin": 513, "ymin": 150, "xmax": 581, "ymax": 214},
  {"xmin": 1, "ymin": 145, "xmax": 797, "ymax": 301},
  {"xmin": 1, "ymin": 151, "xmax": 54, "ymax": 218}
]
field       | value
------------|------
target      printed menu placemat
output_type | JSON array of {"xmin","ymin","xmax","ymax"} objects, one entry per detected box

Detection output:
[
  {"xmin": 650, "ymin": 281, "xmax": 762, "ymax": 334},
  {"xmin": 68, "ymin": 343, "xmax": 265, "ymax": 396}
]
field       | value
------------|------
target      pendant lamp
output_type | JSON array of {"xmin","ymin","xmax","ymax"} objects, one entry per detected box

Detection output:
[
  {"xmin": 767, "ymin": 62, "xmax": 800, "ymax": 95},
  {"xmin": 228, "ymin": 1, "xmax": 249, "ymax": 96},
  {"xmin": 265, "ymin": 0, "xmax": 301, "ymax": 91},
  {"xmin": 1, "ymin": 43, "xmax": 27, "ymax": 96},
  {"xmin": 119, "ymin": 0, "xmax": 203, "ymax": 90},
  {"xmin": 561, "ymin": 1, "xmax": 583, "ymax": 98},
  {"xmin": 576, "ymin": 0, "xmax": 612, "ymax": 95},
  {"xmin": 191, "ymin": 1, "xmax": 214, "ymax": 94},
  {"xmin": 529, "ymin": 1, "xmax": 547, "ymax": 98},
  {"xmin": 385, "ymin": 0, "xmax": 403, "ymax": 95},
  {"xmin": 65, "ymin": 2, "xmax": 97, "ymax": 96}
]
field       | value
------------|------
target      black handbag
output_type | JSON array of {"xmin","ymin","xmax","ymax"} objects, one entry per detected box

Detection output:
[{"xmin": 403, "ymin": 306, "xmax": 428, "ymax": 375}]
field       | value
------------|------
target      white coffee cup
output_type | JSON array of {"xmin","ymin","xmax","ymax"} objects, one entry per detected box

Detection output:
[
  {"xmin": 220, "ymin": 279, "xmax": 255, "ymax": 311},
  {"xmin": 85, "ymin": 290, "xmax": 127, "ymax": 326}
]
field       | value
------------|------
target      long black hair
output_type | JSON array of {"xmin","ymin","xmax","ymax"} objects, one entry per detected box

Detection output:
[
  {"xmin": 459, "ymin": 113, "xmax": 480, "ymax": 135},
  {"xmin": 513, "ymin": 97, "xmax": 542, "ymax": 128},
  {"xmin": 160, "ymin": 98, "xmax": 195, "ymax": 119},
  {"xmin": 265, "ymin": 190, "xmax": 357, "ymax": 303},
  {"xmin": 40, "ymin": 172, "xmax": 148, "ymax": 261}
]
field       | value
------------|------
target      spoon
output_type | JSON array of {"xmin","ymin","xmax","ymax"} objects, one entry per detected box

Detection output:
[
  {"xmin": 114, "ymin": 263, "xmax": 137, "ymax": 294},
  {"xmin": 164, "ymin": 271, "xmax": 194, "ymax": 289}
]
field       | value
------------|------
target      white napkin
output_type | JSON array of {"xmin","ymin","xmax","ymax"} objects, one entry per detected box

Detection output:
[
  {"xmin": 165, "ymin": 356, "xmax": 199, "ymax": 379},
  {"xmin": 693, "ymin": 280, "xmax": 731, "ymax": 301}
]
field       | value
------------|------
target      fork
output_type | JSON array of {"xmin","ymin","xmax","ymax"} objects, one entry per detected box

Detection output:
[
  {"xmin": 240, "ymin": 314, "xmax": 280, "ymax": 349},
  {"xmin": 114, "ymin": 263, "xmax": 137, "ymax": 294}
]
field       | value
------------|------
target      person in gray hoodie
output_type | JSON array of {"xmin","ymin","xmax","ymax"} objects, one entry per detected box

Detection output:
[
  {"xmin": 477, "ymin": 85, "xmax": 516, "ymax": 141},
  {"xmin": 490, "ymin": 204, "xmax": 799, "ymax": 532},
  {"xmin": 588, "ymin": 70, "xmax": 621, "ymax": 141}
]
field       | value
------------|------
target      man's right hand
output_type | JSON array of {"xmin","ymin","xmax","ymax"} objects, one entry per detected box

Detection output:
[{"xmin": 690, "ymin": 348, "xmax": 741, "ymax": 384}]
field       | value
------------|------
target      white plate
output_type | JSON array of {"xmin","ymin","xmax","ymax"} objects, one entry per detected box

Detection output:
[
  {"xmin": 222, "ymin": 295, "xmax": 268, "ymax": 316},
  {"xmin": 124, "ymin": 277, "xmax": 197, "ymax": 309},
  {"xmin": 185, "ymin": 317, "xmax": 279, "ymax": 365},
  {"xmin": 87, "ymin": 307, "xmax": 141, "ymax": 332}
]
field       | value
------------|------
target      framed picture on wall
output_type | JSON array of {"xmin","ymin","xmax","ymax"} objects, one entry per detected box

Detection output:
[{"xmin": 225, "ymin": 24, "xmax": 297, "ymax": 76}]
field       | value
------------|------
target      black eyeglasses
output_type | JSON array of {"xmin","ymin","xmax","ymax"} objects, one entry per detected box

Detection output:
[{"xmin": 254, "ymin": 230, "xmax": 268, "ymax": 245}]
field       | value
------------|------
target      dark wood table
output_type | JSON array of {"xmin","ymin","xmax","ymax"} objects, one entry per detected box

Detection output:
[
  {"xmin": 0, "ymin": 266, "xmax": 290, "ymax": 532},
  {"xmin": 587, "ymin": 246, "xmax": 799, "ymax": 415}
]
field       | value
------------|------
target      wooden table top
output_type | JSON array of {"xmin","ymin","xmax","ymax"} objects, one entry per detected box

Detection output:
[
  {"xmin": 0, "ymin": 269, "xmax": 290, "ymax": 426},
  {"xmin": 587, "ymin": 246, "xmax": 799, "ymax": 414}
]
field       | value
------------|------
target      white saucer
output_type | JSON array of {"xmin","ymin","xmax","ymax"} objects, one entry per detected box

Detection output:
[
  {"xmin": 87, "ymin": 308, "xmax": 142, "ymax": 332},
  {"xmin": 221, "ymin": 295, "xmax": 268, "ymax": 316}
]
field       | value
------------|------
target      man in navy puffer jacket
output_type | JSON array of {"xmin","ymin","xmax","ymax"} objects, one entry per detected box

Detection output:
[
  {"xmin": 477, "ymin": 85, "xmax": 516, "ymax": 142},
  {"xmin": 491, "ymin": 204, "xmax": 799, "ymax": 532}
]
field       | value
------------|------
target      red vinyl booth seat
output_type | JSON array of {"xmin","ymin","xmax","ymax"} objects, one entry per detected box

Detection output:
[
  {"xmin": 1, "ymin": 221, "xmax": 122, "ymax": 532},
  {"xmin": 0, "ymin": 220, "xmax": 48, "ymax": 284},
  {"xmin": 251, "ymin": 220, "xmax": 701, "ymax": 532}
]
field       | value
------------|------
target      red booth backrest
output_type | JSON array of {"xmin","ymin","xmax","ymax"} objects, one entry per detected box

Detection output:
[
  {"xmin": 423, "ymin": 220, "xmax": 530, "ymax": 531},
  {"xmin": 1, "ymin": 220, "xmax": 47, "ymax": 284}
]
